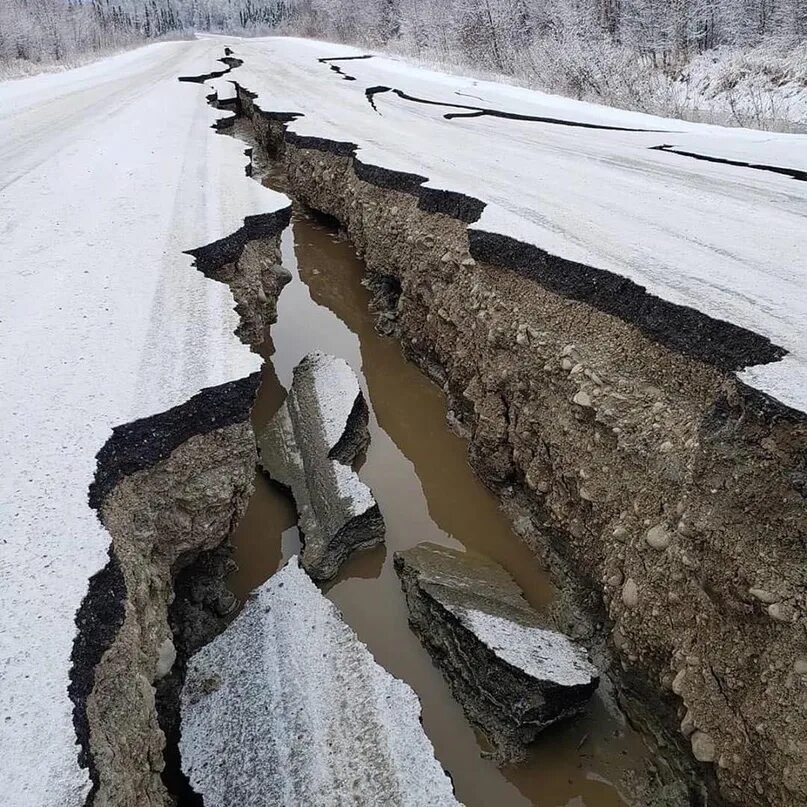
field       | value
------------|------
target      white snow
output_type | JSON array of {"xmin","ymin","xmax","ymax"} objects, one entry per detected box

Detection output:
[
  {"xmin": 305, "ymin": 350, "xmax": 365, "ymax": 450},
  {"xmin": 231, "ymin": 36, "xmax": 807, "ymax": 414},
  {"xmin": 180, "ymin": 556, "xmax": 459, "ymax": 807},
  {"xmin": 456, "ymin": 607, "xmax": 597, "ymax": 687},
  {"xmin": 0, "ymin": 40, "xmax": 288, "ymax": 805}
]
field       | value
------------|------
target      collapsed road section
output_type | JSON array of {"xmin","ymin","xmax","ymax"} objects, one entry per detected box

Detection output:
[
  {"xmin": 395, "ymin": 543, "xmax": 599, "ymax": 762},
  {"xmin": 226, "ymin": 37, "xmax": 806, "ymax": 807},
  {"xmin": 258, "ymin": 351, "xmax": 385, "ymax": 581},
  {"xmin": 0, "ymin": 41, "xmax": 290, "ymax": 807}
]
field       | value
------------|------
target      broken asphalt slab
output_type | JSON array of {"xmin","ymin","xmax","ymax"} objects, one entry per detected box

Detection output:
[
  {"xmin": 257, "ymin": 351, "xmax": 385, "ymax": 581},
  {"xmin": 394, "ymin": 542, "xmax": 599, "ymax": 761},
  {"xmin": 180, "ymin": 556, "xmax": 460, "ymax": 807}
]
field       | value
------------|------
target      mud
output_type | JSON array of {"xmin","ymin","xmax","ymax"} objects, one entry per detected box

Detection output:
[{"xmin": 235, "ymin": 83, "xmax": 807, "ymax": 807}]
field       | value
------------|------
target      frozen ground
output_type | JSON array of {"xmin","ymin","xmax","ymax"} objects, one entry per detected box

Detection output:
[
  {"xmin": 0, "ymin": 39, "xmax": 287, "ymax": 806},
  {"xmin": 232, "ymin": 36, "xmax": 807, "ymax": 414}
]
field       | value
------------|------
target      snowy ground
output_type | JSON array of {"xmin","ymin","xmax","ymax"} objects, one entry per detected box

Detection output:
[
  {"xmin": 232, "ymin": 36, "xmax": 807, "ymax": 415},
  {"xmin": 0, "ymin": 39, "xmax": 287, "ymax": 806}
]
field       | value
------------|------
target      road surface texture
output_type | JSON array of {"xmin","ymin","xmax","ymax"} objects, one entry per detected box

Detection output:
[{"xmin": 0, "ymin": 39, "xmax": 287, "ymax": 806}]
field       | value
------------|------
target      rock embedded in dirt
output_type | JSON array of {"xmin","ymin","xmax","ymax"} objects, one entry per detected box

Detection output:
[
  {"xmin": 258, "ymin": 351, "xmax": 385, "ymax": 581},
  {"xmin": 394, "ymin": 542, "xmax": 599, "ymax": 761},
  {"xmin": 180, "ymin": 556, "xmax": 459, "ymax": 807},
  {"xmin": 691, "ymin": 730, "xmax": 717, "ymax": 763},
  {"xmin": 646, "ymin": 524, "xmax": 673, "ymax": 550}
]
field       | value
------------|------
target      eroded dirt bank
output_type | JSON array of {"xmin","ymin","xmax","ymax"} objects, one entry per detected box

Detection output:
[
  {"xmin": 69, "ymin": 210, "xmax": 290, "ymax": 806},
  {"xmin": 225, "ymin": 181, "xmax": 662, "ymax": 806},
  {"xmin": 237, "ymin": 84, "xmax": 807, "ymax": 807}
]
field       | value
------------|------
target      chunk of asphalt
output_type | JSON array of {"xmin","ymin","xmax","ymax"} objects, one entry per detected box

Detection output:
[
  {"xmin": 257, "ymin": 352, "xmax": 385, "ymax": 581},
  {"xmin": 180, "ymin": 556, "xmax": 460, "ymax": 807},
  {"xmin": 394, "ymin": 542, "xmax": 599, "ymax": 761}
]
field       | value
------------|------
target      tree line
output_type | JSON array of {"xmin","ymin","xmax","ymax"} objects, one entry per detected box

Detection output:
[
  {"xmin": 1, "ymin": 0, "xmax": 804, "ymax": 80},
  {"xmin": 0, "ymin": 1, "xmax": 293, "ymax": 65}
]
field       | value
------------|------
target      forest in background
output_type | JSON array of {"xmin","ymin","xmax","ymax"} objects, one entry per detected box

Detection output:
[{"xmin": 1, "ymin": 0, "xmax": 805, "ymax": 128}]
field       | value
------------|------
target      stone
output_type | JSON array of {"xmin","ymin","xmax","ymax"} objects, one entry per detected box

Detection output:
[
  {"xmin": 572, "ymin": 390, "xmax": 592, "ymax": 408},
  {"xmin": 393, "ymin": 543, "xmax": 598, "ymax": 762},
  {"xmin": 180, "ymin": 558, "xmax": 459, "ymax": 807},
  {"xmin": 646, "ymin": 524, "xmax": 672, "ymax": 551},
  {"xmin": 622, "ymin": 578, "xmax": 639, "ymax": 608},
  {"xmin": 680, "ymin": 709, "xmax": 696, "ymax": 737},
  {"xmin": 258, "ymin": 352, "xmax": 385, "ymax": 581},
  {"xmin": 749, "ymin": 587, "xmax": 779, "ymax": 604},
  {"xmin": 671, "ymin": 668, "xmax": 687, "ymax": 695},
  {"xmin": 154, "ymin": 637, "xmax": 176, "ymax": 680},
  {"xmin": 691, "ymin": 730, "xmax": 717, "ymax": 763},
  {"xmin": 768, "ymin": 602, "xmax": 797, "ymax": 623}
]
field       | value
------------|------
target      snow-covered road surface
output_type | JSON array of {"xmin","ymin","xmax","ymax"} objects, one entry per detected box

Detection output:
[
  {"xmin": 0, "ymin": 40, "xmax": 287, "ymax": 806},
  {"xmin": 0, "ymin": 31, "xmax": 805, "ymax": 807},
  {"xmin": 232, "ymin": 37, "xmax": 807, "ymax": 414}
]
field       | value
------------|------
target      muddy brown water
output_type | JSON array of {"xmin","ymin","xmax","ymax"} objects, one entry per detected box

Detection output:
[{"xmin": 228, "ymin": 176, "xmax": 656, "ymax": 805}]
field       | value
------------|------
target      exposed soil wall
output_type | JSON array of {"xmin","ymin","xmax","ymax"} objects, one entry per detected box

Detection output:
[
  {"xmin": 237, "ymin": 85, "xmax": 807, "ymax": 807},
  {"xmin": 69, "ymin": 214, "xmax": 289, "ymax": 806},
  {"xmin": 80, "ymin": 416, "xmax": 256, "ymax": 807}
]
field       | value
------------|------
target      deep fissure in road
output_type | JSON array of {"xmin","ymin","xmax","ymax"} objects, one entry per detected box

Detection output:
[
  {"xmin": 230, "ymin": 66, "xmax": 807, "ymax": 807},
  {"xmin": 213, "ymin": 103, "xmax": 688, "ymax": 806}
]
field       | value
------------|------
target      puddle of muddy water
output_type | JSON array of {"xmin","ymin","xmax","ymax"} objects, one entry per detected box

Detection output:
[{"xmin": 228, "ymin": 173, "xmax": 655, "ymax": 806}]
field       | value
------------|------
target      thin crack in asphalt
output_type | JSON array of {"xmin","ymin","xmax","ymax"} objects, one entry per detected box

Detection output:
[
  {"xmin": 318, "ymin": 54, "xmax": 374, "ymax": 82},
  {"xmin": 650, "ymin": 143, "xmax": 807, "ymax": 182},
  {"xmin": 364, "ymin": 86, "xmax": 676, "ymax": 132}
]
